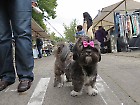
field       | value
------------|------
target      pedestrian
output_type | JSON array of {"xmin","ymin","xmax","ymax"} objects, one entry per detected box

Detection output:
[
  {"xmin": 95, "ymin": 26, "xmax": 108, "ymax": 53},
  {"xmin": 75, "ymin": 25, "xmax": 86, "ymax": 40},
  {"xmin": 0, "ymin": 0, "xmax": 37, "ymax": 92},
  {"xmin": 36, "ymin": 35, "xmax": 43, "ymax": 58},
  {"xmin": 83, "ymin": 12, "xmax": 94, "ymax": 38}
]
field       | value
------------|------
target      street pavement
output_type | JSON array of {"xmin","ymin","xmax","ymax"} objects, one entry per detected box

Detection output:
[
  {"xmin": 99, "ymin": 51, "xmax": 140, "ymax": 105},
  {"xmin": 109, "ymin": 50, "xmax": 140, "ymax": 58},
  {"xmin": 0, "ymin": 51, "xmax": 140, "ymax": 105}
]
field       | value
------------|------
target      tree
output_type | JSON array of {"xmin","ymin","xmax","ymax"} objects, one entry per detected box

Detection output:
[
  {"xmin": 63, "ymin": 19, "xmax": 78, "ymax": 42},
  {"xmin": 50, "ymin": 32, "xmax": 65, "ymax": 44},
  {"xmin": 32, "ymin": 0, "xmax": 57, "ymax": 31}
]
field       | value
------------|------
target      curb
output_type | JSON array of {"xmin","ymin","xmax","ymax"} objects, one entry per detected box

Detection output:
[{"xmin": 110, "ymin": 51, "xmax": 140, "ymax": 58}]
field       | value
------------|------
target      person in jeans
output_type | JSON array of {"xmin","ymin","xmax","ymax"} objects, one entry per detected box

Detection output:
[
  {"xmin": 36, "ymin": 35, "xmax": 43, "ymax": 58},
  {"xmin": 0, "ymin": 0, "xmax": 37, "ymax": 92}
]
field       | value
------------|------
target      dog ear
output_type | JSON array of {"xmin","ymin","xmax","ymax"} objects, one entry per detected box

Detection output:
[
  {"xmin": 93, "ymin": 39, "xmax": 101, "ymax": 62},
  {"xmin": 98, "ymin": 53, "xmax": 101, "ymax": 62},
  {"xmin": 72, "ymin": 44, "xmax": 79, "ymax": 60},
  {"xmin": 73, "ymin": 53, "xmax": 79, "ymax": 60},
  {"xmin": 60, "ymin": 44, "xmax": 70, "ymax": 61}
]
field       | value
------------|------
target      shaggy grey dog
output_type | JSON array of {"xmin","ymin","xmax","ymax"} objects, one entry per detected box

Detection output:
[
  {"xmin": 53, "ymin": 42, "xmax": 73, "ymax": 87},
  {"xmin": 70, "ymin": 36, "xmax": 101, "ymax": 96}
]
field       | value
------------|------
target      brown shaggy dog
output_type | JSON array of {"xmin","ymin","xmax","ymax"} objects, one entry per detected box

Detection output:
[
  {"xmin": 70, "ymin": 36, "xmax": 101, "ymax": 96},
  {"xmin": 53, "ymin": 42, "xmax": 73, "ymax": 87}
]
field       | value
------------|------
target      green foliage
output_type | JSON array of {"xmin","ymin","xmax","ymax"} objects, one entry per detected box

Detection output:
[
  {"xmin": 50, "ymin": 32, "xmax": 65, "ymax": 44},
  {"xmin": 38, "ymin": 0, "xmax": 57, "ymax": 19},
  {"xmin": 63, "ymin": 19, "xmax": 77, "ymax": 42},
  {"xmin": 32, "ymin": 0, "xmax": 57, "ymax": 30},
  {"xmin": 32, "ymin": 11, "xmax": 46, "ymax": 30}
]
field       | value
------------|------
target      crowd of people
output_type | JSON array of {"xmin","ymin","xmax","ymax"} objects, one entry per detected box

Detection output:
[{"xmin": 73, "ymin": 12, "xmax": 110, "ymax": 54}]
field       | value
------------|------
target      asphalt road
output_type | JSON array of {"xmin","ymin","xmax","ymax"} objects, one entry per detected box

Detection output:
[{"xmin": 0, "ymin": 52, "xmax": 140, "ymax": 105}]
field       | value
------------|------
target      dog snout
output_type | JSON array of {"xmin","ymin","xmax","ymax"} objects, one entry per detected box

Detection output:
[{"xmin": 85, "ymin": 56, "xmax": 92, "ymax": 64}]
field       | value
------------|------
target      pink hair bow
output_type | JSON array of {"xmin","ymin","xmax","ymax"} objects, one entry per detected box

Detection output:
[{"xmin": 83, "ymin": 41, "xmax": 94, "ymax": 47}]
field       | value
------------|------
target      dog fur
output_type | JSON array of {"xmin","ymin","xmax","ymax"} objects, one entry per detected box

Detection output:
[
  {"xmin": 53, "ymin": 42, "xmax": 73, "ymax": 87},
  {"xmin": 70, "ymin": 36, "xmax": 101, "ymax": 96},
  {"xmin": 54, "ymin": 36, "xmax": 101, "ymax": 97}
]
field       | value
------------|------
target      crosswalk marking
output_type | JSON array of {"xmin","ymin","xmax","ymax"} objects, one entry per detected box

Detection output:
[
  {"xmin": 25, "ymin": 75, "xmax": 123, "ymax": 105},
  {"xmin": 27, "ymin": 78, "xmax": 50, "ymax": 105},
  {"xmin": 0, "ymin": 76, "xmax": 124, "ymax": 105},
  {"xmin": 96, "ymin": 75, "xmax": 123, "ymax": 105}
]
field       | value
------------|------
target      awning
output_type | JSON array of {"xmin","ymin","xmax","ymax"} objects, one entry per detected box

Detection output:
[
  {"xmin": 32, "ymin": 19, "xmax": 50, "ymax": 38},
  {"xmin": 92, "ymin": 0, "xmax": 140, "ymax": 30}
]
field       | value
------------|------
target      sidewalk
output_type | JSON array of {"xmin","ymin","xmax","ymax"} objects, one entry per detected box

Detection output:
[{"xmin": 109, "ymin": 50, "xmax": 140, "ymax": 58}]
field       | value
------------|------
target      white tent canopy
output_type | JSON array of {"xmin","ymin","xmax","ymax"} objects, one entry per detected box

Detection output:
[
  {"xmin": 32, "ymin": 19, "xmax": 50, "ymax": 38},
  {"xmin": 92, "ymin": 0, "xmax": 140, "ymax": 30}
]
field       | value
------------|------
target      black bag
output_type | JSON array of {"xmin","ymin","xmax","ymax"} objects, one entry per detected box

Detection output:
[
  {"xmin": 39, "ymin": 39, "xmax": 43, "ymax": 46},
  {"xmin": 36, "ymin": 38, "xmax": 43, "ymax": 46}
]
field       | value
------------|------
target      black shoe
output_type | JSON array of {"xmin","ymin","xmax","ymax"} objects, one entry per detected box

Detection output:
[
  {"xmin": 0, "ymin": 80, "xmax": 14, "ymax": 91},
  {"xmin": 17, "ymin": 80, "xmax": 32, "ymax": 92}
]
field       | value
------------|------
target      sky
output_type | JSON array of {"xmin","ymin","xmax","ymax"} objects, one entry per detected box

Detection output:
[{"xmin": 45, "ymin": 0, "xmax": 140, "ymax": 37}]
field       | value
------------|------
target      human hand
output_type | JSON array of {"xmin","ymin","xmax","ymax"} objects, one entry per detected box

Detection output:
[
  {"xmin": 32, "ymin": 2, "xmax": 38, "ymax": 7},
  {"xmin": 32, "ymin": 2, "xmax": 43, "ymax": 14}
]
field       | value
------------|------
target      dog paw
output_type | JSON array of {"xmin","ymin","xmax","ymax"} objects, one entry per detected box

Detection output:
[
  {"xmin": 57, "ymin": 83, "xmax": 64, "ymax": 88},
  {"xmin": 70, "ymin": 90, "xmax": 82, "ymax": 97},
  {"xmin": 87, "ymin": 86, "xmax": 98, "ymax": 96},
  {"xmin": 64, "ymin": 82, "xmax": 72, "ymax": 87}
]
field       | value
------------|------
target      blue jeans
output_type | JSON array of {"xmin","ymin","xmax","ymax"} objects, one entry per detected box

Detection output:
[{"xmin": 0, "ymin": 0, "xmax": 34, "ymax": 82}]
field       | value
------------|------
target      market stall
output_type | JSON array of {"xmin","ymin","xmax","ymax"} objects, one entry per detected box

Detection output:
[
  {"xmin": 92, "ymin": 0, "xmax": 140, "ymax": 52},
  {"xmin": 32, "ymin": 18, "xmax": 50, "ymax": 39},
  {"xmin": 31, "ymin": 19, "xmax": 50, "ymax": 58}
]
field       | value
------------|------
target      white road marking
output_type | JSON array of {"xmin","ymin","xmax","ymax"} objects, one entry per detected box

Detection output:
[
  {"xmin": 27, "ymin": 76, "xmax": 123, "ymax": 105},
  {"xmin": 96, "ymin": 75, "xmax": 123, "ymax": 105},
  {"xmin": 10, "ymin": 89, "xmax": 17, "ymax": 92},
  {"xmin": 4, "ymin": 87, "xmax": 9, "ymax": 92},
  {"xmin": 27, "ymin": 78, "xmax": 50, "ymax": 105}
]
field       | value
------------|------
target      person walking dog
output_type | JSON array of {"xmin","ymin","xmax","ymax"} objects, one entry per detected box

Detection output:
[{"xmin": 0, "ymin": 0, "xmax": 37, "ymax": 92}]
